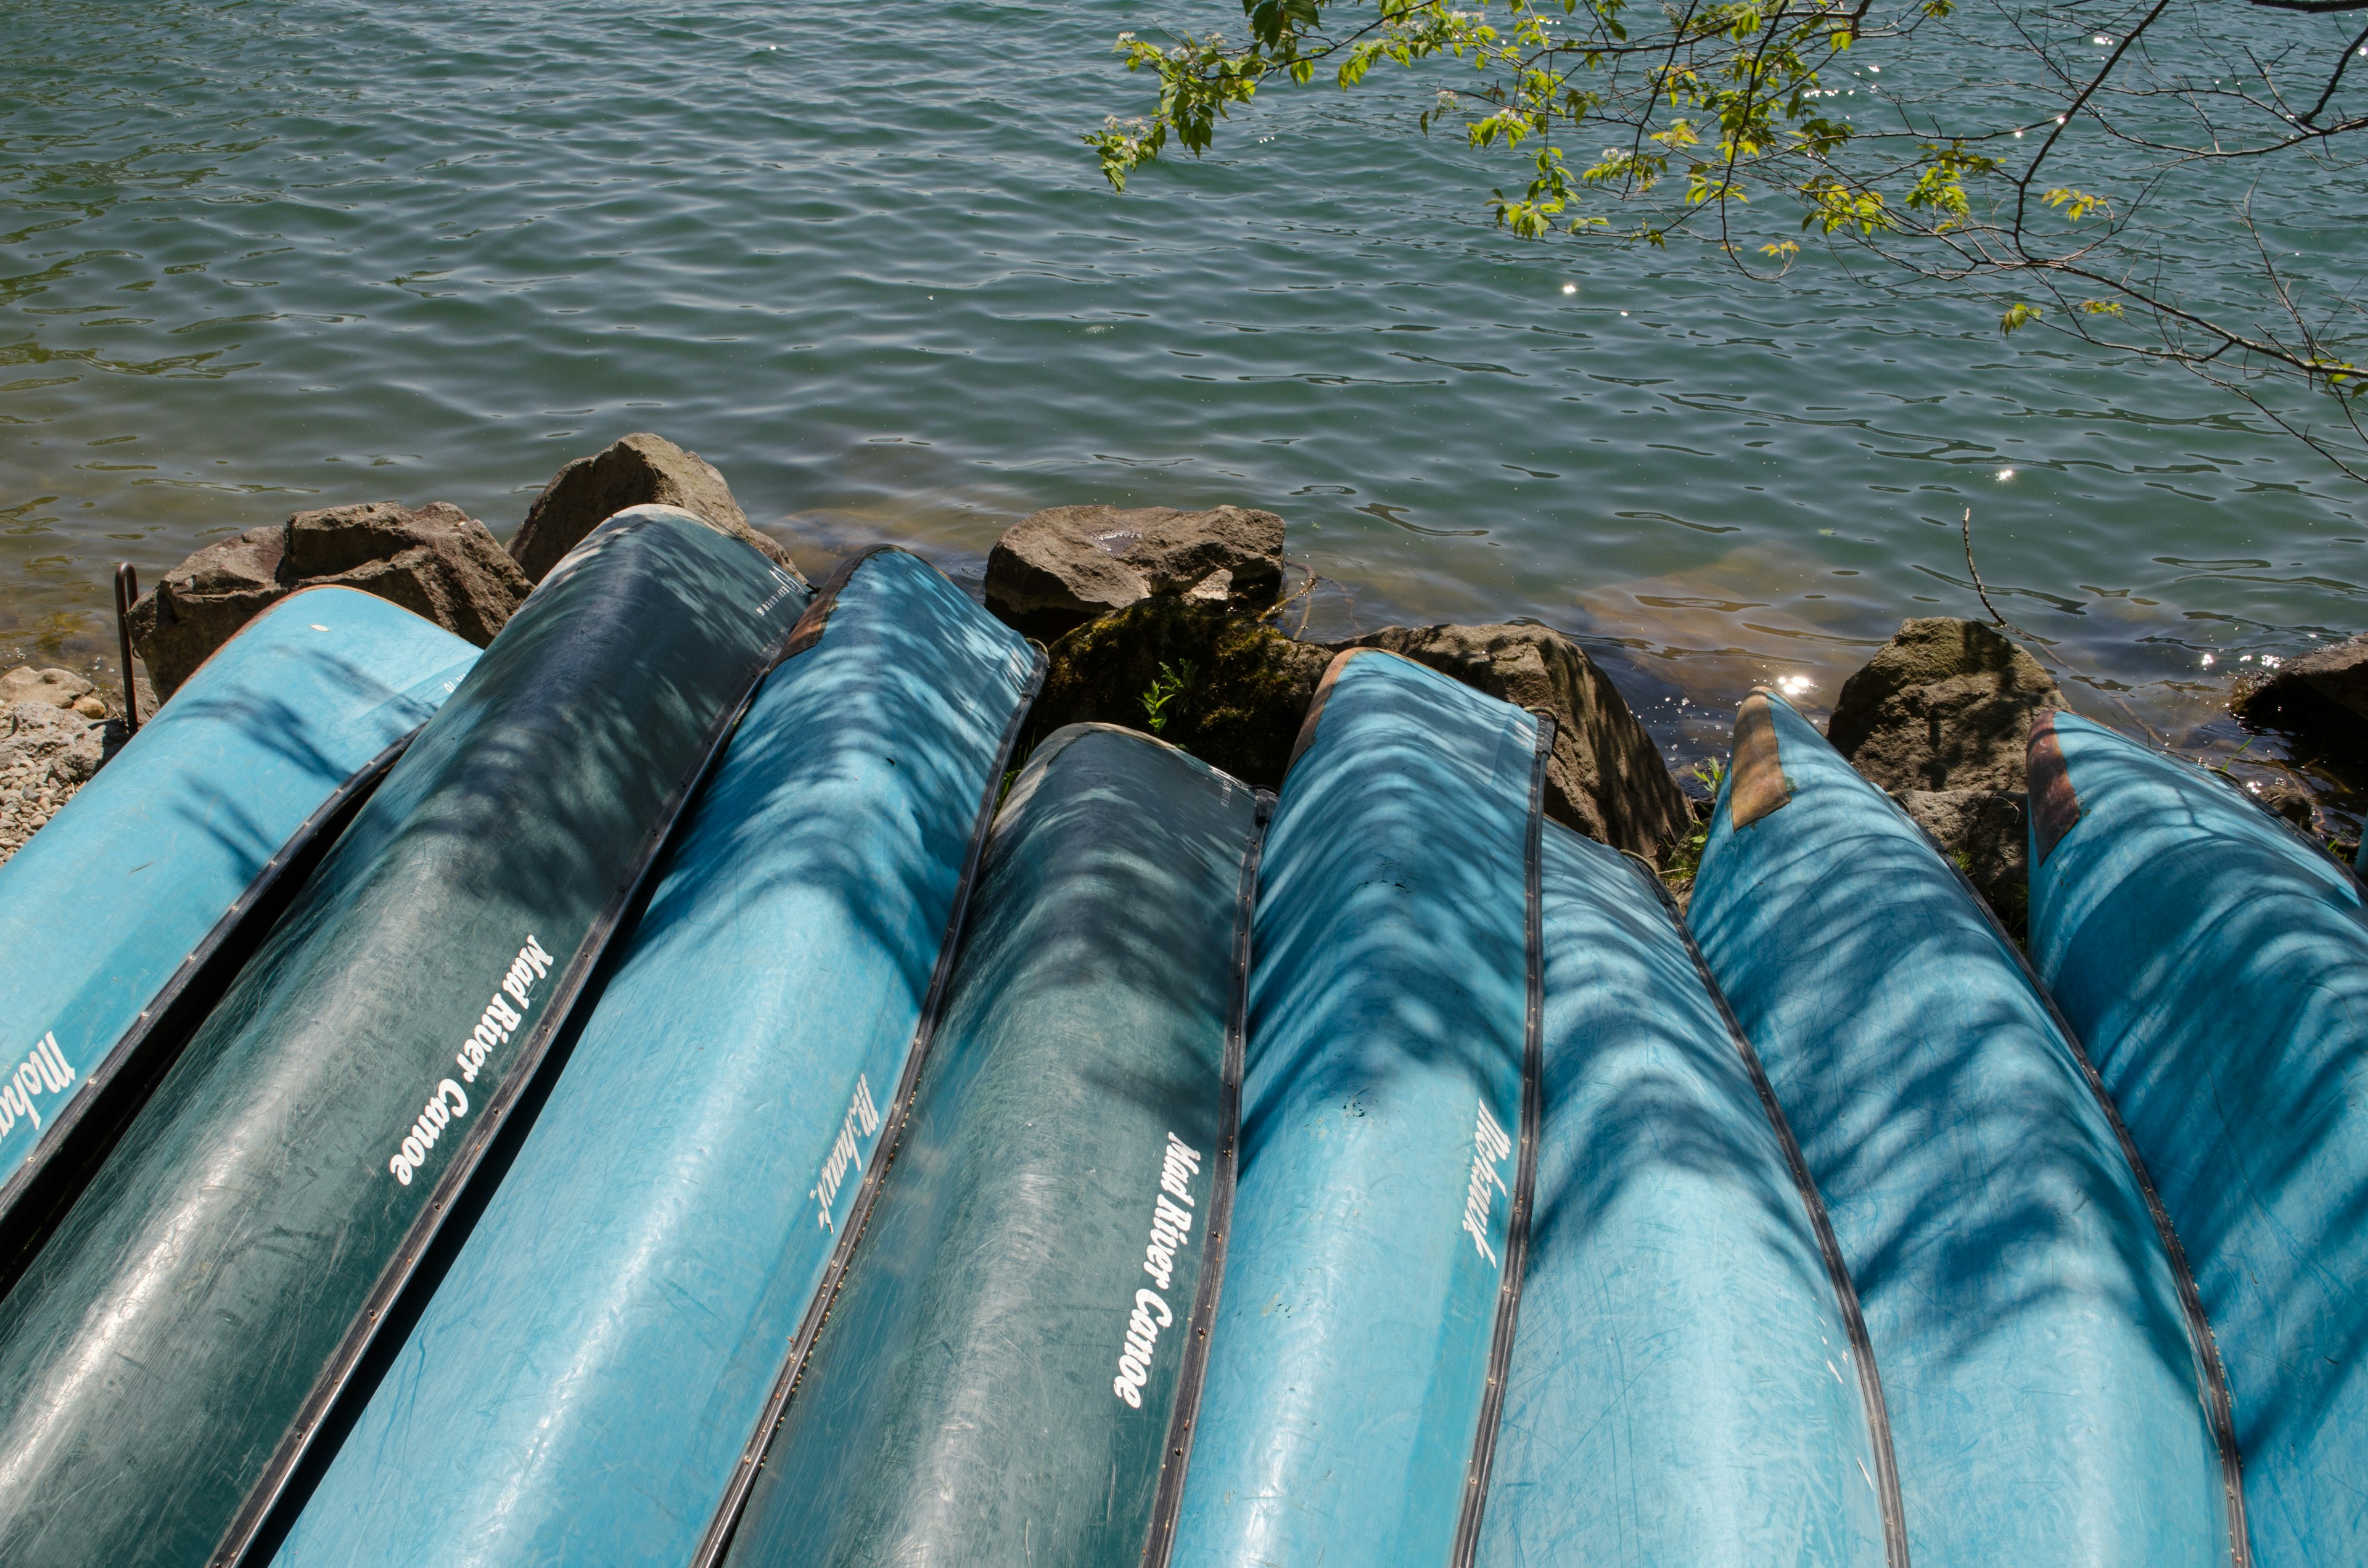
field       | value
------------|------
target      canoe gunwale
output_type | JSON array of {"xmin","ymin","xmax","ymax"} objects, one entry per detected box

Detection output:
[
  {"xmin": 0, "ymin": 731, "xmax": 414, "ymax": 1299},
  {"xmin": 1448, "ymin": 707, "xmax": 1555, "ymax": 1566},
  {"xmin": 214, "ymin": 523, "xmax": 810, "ymax": 1568},
  {"xmin": 1141, "ymin": 782, "xmax": 1276, "ymax": 1568},
  {"xmin": 1626, "ymin": 840, "xmax": 1913, "ymax": 1568},
  {"xmin": 689, "ymin": 564, "xmax": 1046, "ymax": 1568},
  {"xmin": 2009, "ymin": 721, "xmax": 2253, "ymax": 1567}
]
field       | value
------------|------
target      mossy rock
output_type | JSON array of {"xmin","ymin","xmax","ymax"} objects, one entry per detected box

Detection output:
[{"xmin": 1026, "ymin": 598, "xmax": 1331, "ymax": 789}]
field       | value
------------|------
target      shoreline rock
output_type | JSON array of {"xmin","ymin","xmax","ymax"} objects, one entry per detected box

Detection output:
[
  {"xmin": 128, "ymin": 500, "xmax": 528, "ymax": 699},
  {"xmin": 507, "ymin": 432, "xmax": 800, "ymax": 585},
  {"xmin": 985, "ymin": 504, "xmax": 1284, "ymax": 643}
]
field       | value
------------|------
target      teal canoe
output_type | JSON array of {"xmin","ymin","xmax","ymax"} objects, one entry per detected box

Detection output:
[
  {"xmin": 1688, "ymin": 691, "xmax": 2236, "ymax": 1568},
  {"xmin": 266, "ymin": 546, "xmax": 1037, "ymax": 1568},
  {"xmin": 0, "ymin": 587, "xmax": 476, "ymax": 1266},
  {"xmin": 0, "ymin": 505, "xmax": 807, "ymax": 1568},
  {"xmin": 718, "ymin": 723, "xmax": 1265, "ymax": 1567},
  {"xmin": 2031, "ymin": 708, "xmax": 2368, "ymax": 1568}
]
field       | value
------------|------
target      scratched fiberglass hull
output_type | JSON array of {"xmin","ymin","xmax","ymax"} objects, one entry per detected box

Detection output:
[
  {"xmin": 2029, "ymin": 710, "xmax": 2368, "ymax": 1568},
  {"xmin": 271, "ymin": 546, "xmax": 1040, "ymax": 1568},
  {"xmin": 1171, "ymin": 649, "xmax": 1894, "ymax": 1567},
  {"xmin": 717, "ymin": 724, "xmax": 1265, "ymax": 1568},
  {"xmin": 1687, "ymin": 691, "xmax": 2237, "ymax": 1568},
  {"xmin": 0, "ymin": 505, "xmax": 810, "ymax": 1568},
  {"xmin": 0, "ymin": 588, "xmax": 477, "ymax": 1254}
]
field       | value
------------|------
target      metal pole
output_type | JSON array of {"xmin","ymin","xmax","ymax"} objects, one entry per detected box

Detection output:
[{"xmin": 113, "ymin": 563, "xmax": 141, "ymax": 735}]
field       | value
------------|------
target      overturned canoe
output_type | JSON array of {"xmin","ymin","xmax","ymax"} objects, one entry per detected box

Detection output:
[
  {"xmin": 1478, "ymin": 818, "xmax": 1894, "ymax": 1566},
  {"xmin": 2030, "ymin": 710, "xmax": 2368, "ymax": 1568},
  {"xmin": 1687, "ymin": 691, "xmax": 2236, "ymax": 1568},
  {"xmin": 0, "ymin": 587, "xmax": 477, "ymax": 1254},
  {"xmin": 719, "ymin": 723, "xmax": 1265, "ymax": 1567},
  {"xmin": 270, "ymin": 546, "xmax": 1038, "ymax": 1568},
  {"xmin": 1170, "ymin": 647, "xmax": 1544, "ymax": 1564},
  {"xmin": 0, "ymin": 505, "xmax": 808, "ymax": 1568}
]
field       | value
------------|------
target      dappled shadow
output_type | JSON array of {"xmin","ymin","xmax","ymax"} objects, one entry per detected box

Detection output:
[
  {"xmin": 728, "ymin": 725, "xmax": 1258, "ymax": 1566},
  {"xmin": 0, "ymin": 511, "xmax": 808, "ymax": 1567},
  {"xmin": 265, "ymin": 546, "xmax": 1035, "ymax": 1567},
  {"xmin": 1178, "ymin": 651, "xmax": 1537, "ymax": 1562},
  {"xmin": 1481, "ymin": 823, "xmax": 1889, "ymax": 1565},
  {"xmin": 1689, "ymin": 694, "xmax": 2227, "ymax": 1566},
  {"xmin": 2036, "ymin": 716, "xmax": 2368, "ymax": 1566}
]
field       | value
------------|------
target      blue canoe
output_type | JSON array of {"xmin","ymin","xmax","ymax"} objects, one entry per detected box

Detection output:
[
  {"xmin": 1480, "ymin": 817, "xmax": 1894, "ymax": 1565},
  {"xmin": 271, "ymin": 546, "xmax": 1038, "ymax": 1568},
  {"xmin": 1688, "ymin": 690, "xmax": 2237, "ymax": 1568},
  {"xmin": 1175, "ymin": 650, "xmax": 1896, "ymax": 1565},
  {"xmin": 0, "ymin": 586, "xmax": 477, "ymax": 1243},
  {"xmin": 2029, "ymin": 709, "xmax": 2368, "ymax": 1568},
  {"xmin": 718, "ymin": 723, "xmax": 1265, "ymax": 1567},
  {"xmin": 0, "ymin": 506, "xmax": 808, "ymax": 1568}
]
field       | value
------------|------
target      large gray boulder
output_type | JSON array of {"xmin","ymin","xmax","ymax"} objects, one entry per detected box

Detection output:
[
  {"xmin": 129, "ymin": 501, "xmax": 530, "ymax": 699},
  {"xmin": 985, "ymin": 504, "xmax": 1285, "ymax": 642},
  {"xmin": 508, "ymin": 432, "xmax": 800, "ymax": 585},
  {"xmin": 1339, "ymin": 622, "xmax": 1692, "ymax": 861},
  {"xmin": 2234, "ymin": 634, "xmax": 2368, "ymax": 763},
  {"xmin": 0, "ymin": 702, "xmax": 108, "ymax": 866},
  {"xmin": 1828, "ymin": 617, "xmax": 2068, "ymax": 793}
]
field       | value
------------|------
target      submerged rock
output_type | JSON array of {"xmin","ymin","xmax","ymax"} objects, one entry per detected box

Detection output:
[
  {"xmin": 1828, "ymin": 617, "xmax": 2068, "ymax": 794},
  {"xmin": 129, "ymin": 501, "xmax": 529, "ymax": 699},
  {"xmin": 985, "ymin": 504, "xmax": 1285, "ymax": 642},
  {"xmin": 0, "ymin": 667, "xmax": 105, "ymax": 719},
  {"xmin": 2234, "ymin": 634, "xmax": 2368, "ymax": 765},
  {"xmin": 1026, "ymin": 597, "xmax": 1329, "ymax": 789},
  {"xmin": 507, "ymin": 432, "xmax": 800, "ymax": 585},
  {"xmin": 0, "ymin": 702, "xmax": 109, "ymax": 866},
  {"xmin": 1340, "ymin": 622, "xmax": 1690, "ymax": 861},
  {"xmin": 1893, "ymin": 786, "xmax": 2031, "ymax": 941}
]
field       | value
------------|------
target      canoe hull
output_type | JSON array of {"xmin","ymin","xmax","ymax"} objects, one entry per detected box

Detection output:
[{"xmin": 722, "ymin": 723, "xmax": 1264, "ymax": 1567}]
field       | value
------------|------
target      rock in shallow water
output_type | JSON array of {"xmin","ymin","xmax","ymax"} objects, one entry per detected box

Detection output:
[
  {"xmin": 128, "ymin": 501, "xmax": 529, "ymax": 699},
  {"xmin": 0, "ymin": 702, "xmax": 109, "ymax": 866},
  {"xmin": 1828, "ymin": 616, "xmax": 2068, "ymax": 794},
  {"xmin": 506, "ymin": 432, "xmax": 801, "ymax": 585},
  {"xmin": 2233, "ymin": 633, "xmax": 2368, "ymax": 766},
  {"xmin": 985, "ymin": 504, "xmax": 1284, "ymax": 642}
]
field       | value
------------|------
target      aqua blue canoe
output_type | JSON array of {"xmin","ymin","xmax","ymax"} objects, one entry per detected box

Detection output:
[
  {"xmin": 0, "ymin": 586, "xmax": 476, "ymax": 1258},
  {"xmin": 1171, "ymin": 647, "xmax": 1541, "ymax": 1566},
  {"xmin": 2030, "ymin": 709, "xmax": 2368, "ymax": 1568},
  {"xmin": 0, "ymin": 505, "xmax": 808, "ymax": 1568},
  {"xmin": 718, "ymin": 724, "xmax": 1264, "ymax": 1567},
  {"xmin": 1688, "ymin": 690, "xmax": 2238, "ymax": 1568},
  {"xmin": 269, "ymin": 546, "xmax": 1039, "ymax": 1568},
  {"xmin": 1174, "ymin": 649, "xmax": 1897, "ymax": 1566},
  {"xmin": 1478, "ymin": 817, "xmax": 1894, "ymax": 1566}
]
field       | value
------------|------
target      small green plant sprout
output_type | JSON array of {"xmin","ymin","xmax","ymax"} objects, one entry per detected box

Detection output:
[{"xmin": 1141, "ymin": 659, "xmax": 1198, "ymax": 734}]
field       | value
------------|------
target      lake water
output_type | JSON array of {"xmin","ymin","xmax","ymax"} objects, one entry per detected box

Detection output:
[{"xmin": 4, "ymin": 0, "xmax": 2361, "ymax": 804}]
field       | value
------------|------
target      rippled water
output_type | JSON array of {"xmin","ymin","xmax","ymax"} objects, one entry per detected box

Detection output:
[{"xmin": 4, "ymin": 0, "xmax": 2361, "ymax": 798}]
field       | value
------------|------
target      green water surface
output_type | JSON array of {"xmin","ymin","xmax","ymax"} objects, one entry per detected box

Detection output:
[{"xmin": 4, "ymin": 0, "xmax": 2361, "ymax": 794}]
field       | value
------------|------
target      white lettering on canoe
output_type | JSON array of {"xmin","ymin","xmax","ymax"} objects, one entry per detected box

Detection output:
[
  {"xmin": 0, "ymin": 1033, "xmax": 74, "ymax": 1138},
  {"xmin": 387, "ymin": 935, "xmax": 551, "ymax": 1185},
  {"xmin": 809, "ymin": 1074, "xmax": 882, "ymax": 1232},
  {"xmin": 1460, "ymin": 1099, "xmax": 1512, "ymax": 1266},
  {"xmin": 1114, "ymin": 1131, "xmax": 1202, "ymax": 1408}
]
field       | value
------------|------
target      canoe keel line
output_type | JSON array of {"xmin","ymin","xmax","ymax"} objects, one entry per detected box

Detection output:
[{"xmin": 1448, "ymin": 706, "xmax": 1553, "ymax": 1568}]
